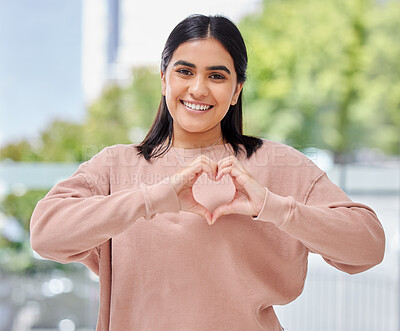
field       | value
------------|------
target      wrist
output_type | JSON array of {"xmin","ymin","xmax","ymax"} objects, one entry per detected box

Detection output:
[{"xmin": 142, "ymin": 177, "xmax": 181, "ymax": 218}]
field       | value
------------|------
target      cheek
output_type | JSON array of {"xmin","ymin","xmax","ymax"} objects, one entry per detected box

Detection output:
[
  {"xmin": 166, "ymin": 78, "xmax": 184, "ymax": 99},
  {"xmin": 215, "ymin": 86, "xmax": 235, "ymax": 106}
]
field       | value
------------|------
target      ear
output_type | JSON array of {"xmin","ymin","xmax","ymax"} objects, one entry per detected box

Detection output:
[
  {"xmin": 231, "ymin": 82, "xmax": 244, "ymax": 106},
  {"xmin": 161, "ymin": 71, "xmax": 166, "ymax": 96}
]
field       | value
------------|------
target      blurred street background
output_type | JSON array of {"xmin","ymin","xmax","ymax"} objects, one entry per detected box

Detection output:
[{"xmin": 0, "ymin": 0, "xmax": 399, "ymax": 330}]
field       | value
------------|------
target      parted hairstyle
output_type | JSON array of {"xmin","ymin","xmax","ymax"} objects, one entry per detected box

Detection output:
[{"xmin": 135, "ymin": 14, "xmax": 263, "ymax": 163}]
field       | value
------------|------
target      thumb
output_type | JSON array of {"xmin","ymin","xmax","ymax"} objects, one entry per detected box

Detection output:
[
  {"xmin": 190, "ymin": 203, "xmax": 212, "ymax": 225},
  {"xmin": 211, "ymin": 203, "xmax": 233, "ymax": 225}
]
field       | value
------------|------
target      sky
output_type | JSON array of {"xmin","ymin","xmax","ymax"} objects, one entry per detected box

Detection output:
[
  {"xmin": 0, "ymin": 0, "xmax": 260, "ymax": 150},
  {"xmin": 0, "ymin": 0, "xmax": 83, "ymax": 148}
]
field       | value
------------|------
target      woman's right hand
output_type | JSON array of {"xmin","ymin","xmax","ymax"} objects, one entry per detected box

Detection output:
[{"xmin": 170, "ymin": 155, "xmax": 218, "ymax": 225}]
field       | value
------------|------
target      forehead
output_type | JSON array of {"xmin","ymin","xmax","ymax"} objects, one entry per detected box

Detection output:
[{"xmin": 170, "ymin": 38, "xmax": 235, "ymax": 70}]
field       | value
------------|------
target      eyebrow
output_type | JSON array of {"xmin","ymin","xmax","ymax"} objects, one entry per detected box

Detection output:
[{"xmin": 173, "ymin": 60, "xmax": 231, "ymax": 75}]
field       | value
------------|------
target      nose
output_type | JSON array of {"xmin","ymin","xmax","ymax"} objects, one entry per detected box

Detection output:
[{"xmin": 188, "ymin": 76, "xmax": 209, "ymax": 98}]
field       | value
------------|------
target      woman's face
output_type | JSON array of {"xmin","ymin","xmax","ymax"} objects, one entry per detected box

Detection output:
[{"xmin": 161, "ymin": 38, "xmax": 243, "ymax": 143}]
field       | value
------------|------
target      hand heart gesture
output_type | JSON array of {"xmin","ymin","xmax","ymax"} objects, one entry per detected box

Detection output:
[{"xmin": 170, "ymin": 155, "xmax": 266, "ymax": 225}]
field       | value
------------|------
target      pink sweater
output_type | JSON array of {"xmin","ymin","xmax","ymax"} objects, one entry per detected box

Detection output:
[{"xmin": 30, "ymin": 139, "xmax": 385, "ymax": 330}]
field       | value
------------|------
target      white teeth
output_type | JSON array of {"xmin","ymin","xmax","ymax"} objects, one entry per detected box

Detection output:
[{"xmin": 183, "ymin": 101, "xmax": 211, "ymax": 111}]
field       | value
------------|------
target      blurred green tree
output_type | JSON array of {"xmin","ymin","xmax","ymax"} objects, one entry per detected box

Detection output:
[
  {"xmin": 0, "ymin": 189, "xmax": 73, "ymax": 274},
  {"xmin": 0, "ymin": 67, "xmax": 161, "ymax": 162},
  {"xmin": 239, "ymin": 0, "xmax": 400, "ymax": 160},
  {"xmin": 83, "ymin": 67, "xmax": 160, "ymax": 158}
]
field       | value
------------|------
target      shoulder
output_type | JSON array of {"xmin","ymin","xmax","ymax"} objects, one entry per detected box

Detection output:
[
  {"xmin": 250, "ymin": 138, "xmax": 319, "ymax": 169},
  {"xmin": 240, "ymin": 139, "xmax": 326, "ymax": 200},
  {"xmin": 246, "ymin": 139, "xmax": 325, "ymax": 196},
  {"xmin": 87, "ymin": 143, "xmax": 144, "ymax": 168},
  {"xmin": 100, "ymin": 143, "xmax": 139, "ymax": 154}
]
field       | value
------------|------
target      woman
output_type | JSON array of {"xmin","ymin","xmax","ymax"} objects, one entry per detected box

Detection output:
[{"xmin": 30, "ymin": 14, "xmax": 385, "ymax": 330}]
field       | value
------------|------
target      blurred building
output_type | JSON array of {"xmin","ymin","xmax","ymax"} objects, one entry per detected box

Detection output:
[
  {"xmin": 82, "ymin": 0, "xmax": 110, "ymax": 104},
  {"xmin": 81, "ymin": 0, "xmax": 262, "ymax": 103}
]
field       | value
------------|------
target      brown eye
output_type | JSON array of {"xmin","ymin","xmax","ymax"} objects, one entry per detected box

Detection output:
[
  {"xmin": 210, "ymin": 73, "xmax": 225, "ymax": 80},
  {"xmin": 177, "ymin": 69, "xmax": 193, "ymax": 75}
]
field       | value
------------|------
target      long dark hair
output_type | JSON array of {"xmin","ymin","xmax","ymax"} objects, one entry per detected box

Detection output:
[{"xmin": 135, "ymin": 14, "xmax": 263, "ymax": 162}]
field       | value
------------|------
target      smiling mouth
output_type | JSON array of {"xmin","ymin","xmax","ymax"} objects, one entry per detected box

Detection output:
[{"xmin": 181, "ymin": 100, "xmax": 214, "ymax": 111}]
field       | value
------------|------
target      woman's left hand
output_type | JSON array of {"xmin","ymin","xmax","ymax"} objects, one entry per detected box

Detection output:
[{"xmin": 210, "ymin": 155, "xmax": 266, "ymax": 225}]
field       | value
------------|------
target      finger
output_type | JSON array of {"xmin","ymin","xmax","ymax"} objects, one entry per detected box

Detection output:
[
  {"xmin": 215, "ymin": 166, "xmax": 232, "ymax": 181},
  {"xmin": 190, "ymin": 155, "xmax": 218, "ymax": 181},
  {"xmin": 200, "ymin": 156, "xmax": 218, "ymax": 181},
  {"xmin": 230, "ymin": 172, "xmax": 245, "ymax": 190},
  {"xmin": 191, "ymin": 203, "xmax": 212, "ymax": 225},
  {"xmin": 178, "ymin": 164, "xmax": 202, "ymax": 186},
  {"xmin": 216, "ymin": 156, "xmax": 233, "ymax": 171},
  {"xmin": 216, "ymin": 168, "xmax": 263, "ymax": 207},
  {"xmin": 216, "ymin": 166, "xmax": 244, "ymax": 184},
  {"xmin": 217, "ymin": 155, "xmax": 237, "ymax": 165},
  {"xmin": 218, "ymin": 156, "xmax": 248, "ymax": 176},
  {"xmin": 204, "ymin": 158, "xmax": 218, "ymax": 181},
  {"xmin": 217, "ymin": 155, "xmax": 241, "ymax": 169},
  {"xmin": 185, "ymin": 167, "xmax": 205, "ymax": 186},
  {"xmin": 211, "ymin": 203, "xmax": 233, "ymax": 225},
  {"xmin": 171, "ymin": 156, "xmax": 218, "ymax": 193},
  {"xmin": 186, "ymin": 160, "xmax": 211, "ymax": 182}
]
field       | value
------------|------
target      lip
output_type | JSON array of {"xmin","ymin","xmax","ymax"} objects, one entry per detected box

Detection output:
[{"xmin": 180, "ymin": 100, "xmax": 214, "ymax": 114}]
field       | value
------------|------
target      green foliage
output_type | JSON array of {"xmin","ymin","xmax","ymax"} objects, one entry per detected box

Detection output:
[
  {"xmin": 0, "ymin": 140, "xmax": 41, "ymax": 162},
  {"xmin": 240, "ymin": 0, "xmax": 400, "ymax": 157},
  {"xmin": 38, "ymin": 120, "xmax": 87, "ymax": 162},
  {"xmin": 1, "ymin": 190, "xmax": 48, "ymax": 232},
  {"xmin": 84, "ymin": 67, "xmax": 161, "ymax": 157},
  {"xmin": 126, "ymin": 66, "xmax": 162, "ymax": 127},
  {"xmin": 0, "ymin": 241, "xmax": 35, "ymax": 274},
  {"xmin": 84, "ymin": 84, "xmax": 132, "ymax": 151},
  {"xmin": 0, "ymin": 189, "xmax": 80, "ymax": 274},
  {"xmin": 0, "ymin": 67, "xmax": 161, "ymax": 162}
]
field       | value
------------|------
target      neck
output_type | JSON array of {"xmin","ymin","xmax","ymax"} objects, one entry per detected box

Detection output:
[{"xmin": 172, "ymin": 133, "xmax": 224, "ymax": 149}]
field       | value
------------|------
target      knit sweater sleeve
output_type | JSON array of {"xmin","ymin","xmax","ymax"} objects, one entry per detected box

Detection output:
[
  {"xmin": 30, "ymin": 147, "xmax": 180, "ymax": 269},
  {"xmin": 252, "ymin": 172, "xmax": 385, "ymax": 274}
]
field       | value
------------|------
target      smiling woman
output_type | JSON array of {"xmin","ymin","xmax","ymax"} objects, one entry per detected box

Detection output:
[
  {"xmin": 161, "ymin": 38, "xmax": 243, "ymax": 145},
  {"xmin": 30, "ymin": 14, "xmax": 385, "ymax": 331},
  {"xmin": 136, "ymin": 14, "xmax": 258, "ymax": 158}
]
